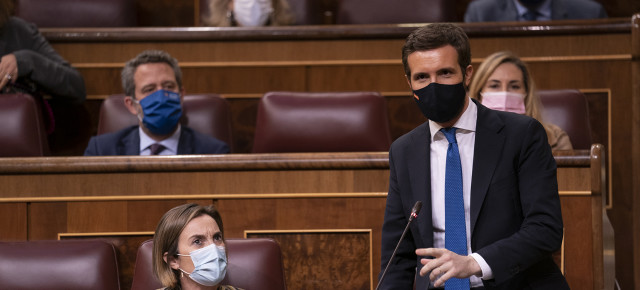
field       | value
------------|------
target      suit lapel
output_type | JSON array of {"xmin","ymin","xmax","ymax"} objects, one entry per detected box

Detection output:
[
  {"xmin": 119, "ymin": 128, "xmax": 141, "ymax": 155},
  {"xmin": 407, "ymin": 122, "xmax": 433, "ymax": 247},
  {"xmin": 470, "ymin": 102, "xmax": 506, "ymax": 236},
  {"xmin": 551, "ymin": 0, "xmax": 569, "ymax": 20},
  {"xmin": 177, "ymin": 128, "xmax": 191, "ymax": 154},
  {"xmin": 500, "ymin": 0, "xmax": 520, "ymax": 21}
]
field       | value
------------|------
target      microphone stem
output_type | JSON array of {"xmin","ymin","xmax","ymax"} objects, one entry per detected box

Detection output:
[{"xmin": 375, "ymin": 214, "xmax": 416, "ymax": 290}]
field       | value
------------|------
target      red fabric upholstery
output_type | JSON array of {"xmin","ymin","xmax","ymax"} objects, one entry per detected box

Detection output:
[
  {"xmin": 131, "ymin": 238, "xmax": 286, "ymax": 290},
  {"xmin": 97, "ymin": 94, "xmax": 234, "ymax": 151},
  {"xmin": 16, "ymin": 0, "xmax": 136, "ymax": 27},
  {"xmin": 0, "ymin": 93, "xmax": 49, "ymax": 156},
  {"xmin": 287, "ymin": 0, "xmax": 325, "ymax": 25},
  {"xmin": 336, "ymin": 0, "xmax": 456, "ymax": 24},
  {"xmin": 538, "ymin": 89, "xmax": 593, "ymax": 150},
  {"xmin": 0, "ymin": 239, "xmax": 121, "ymax": 290},
  {"xmin": 252, "ymin": 91, "xmax": 392, "ymax": 153}
]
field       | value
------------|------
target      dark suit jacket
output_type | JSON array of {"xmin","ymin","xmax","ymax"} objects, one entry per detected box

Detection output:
[
  {"xmin": 1, "ymin": 17, "xmax": 85, "ymax": 104},
  {"xmin": 464, "ymin": 0, "xmax": 607, "ymax": 22},
  {"xmin": 84, "ymin": 125, "xmax": 230, "ymax": 156},
  {"xmin": 379, "ymin": 101, "xmax": 568, "ymax": 289}
]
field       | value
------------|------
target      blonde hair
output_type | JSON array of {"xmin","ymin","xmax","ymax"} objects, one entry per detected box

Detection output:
[
  {"xmin": 202, "ymin": 0, "xmax": 294, "ymax": 27},
  {"xmin": 468, "ymin": 51, "xmax": 544, "ymax": 122},
  {"xmin": 152, "ymin": 204, "xmax": 225, "ymax": 289}
]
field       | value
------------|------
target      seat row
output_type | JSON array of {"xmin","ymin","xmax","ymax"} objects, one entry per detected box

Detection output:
[
  {"xmin": 0, "ymin": 238, "xmax": 286, "ymax": 290},
  {"xmin": 15, "ymin": 0, "xmax": 457, "ymax": 27},
  {"xmin": 0, "ymin": 89, "xmax": 592, "ymax": 157}
]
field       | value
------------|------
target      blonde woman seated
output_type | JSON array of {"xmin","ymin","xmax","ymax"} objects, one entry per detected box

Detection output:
[
  {"xmin": 203, "ymin": 0, "xmax": 294, "ymax": 27},
  {"xmin": 153, "ymin": 203, "xmax": 241, "ymax": 290},
  {"xmin": 469, "ymin": 51, "xmax": 573, "ymax": 150}
]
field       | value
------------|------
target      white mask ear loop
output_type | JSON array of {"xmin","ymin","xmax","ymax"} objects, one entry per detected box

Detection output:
[
  {"xmin": 178, "ymin": 268, "xmax": 191, "ymax": 278},
  {"xmin": 175, "ymin": 253, "xmax": 191, "ymax": 278}
]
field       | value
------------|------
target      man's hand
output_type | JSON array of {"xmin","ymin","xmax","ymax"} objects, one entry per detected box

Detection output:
[
  {"xmin": 416, "ymin": 248, "xmax": 482, "ymax": 288},
  {"xmin": 0, "ymin": 54, "xmax": 18, "ymax": 91}
]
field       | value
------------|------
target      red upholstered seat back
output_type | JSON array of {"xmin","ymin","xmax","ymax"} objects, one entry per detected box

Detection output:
[
  {"xmin": 131, "ymin": 238, "xmax": 287, "ymax": 290},
  {"xmin": 538, "ymin": 89, "xmax": 593, "ymax": 150},
  {"xmin": 252, "ymin": 91, "xmax": 392, "ymax": 153},
  {"xmin": 97, "ymin": 94, "xmax": 234, "ymax": 152},
  {"xmin": 0, "ymin": 239, "xmax": 121, "ymax": 290},
  {"xmin": 336, "ymin": 0, "xmax": 456, "ymax": 24},
  {"xmin": 0, "ymin": 93, "xmax": 49, "ymax": 156},
  {"xmin": 16, "ymin": 0, "xmax": 136, "ymax": 27}
]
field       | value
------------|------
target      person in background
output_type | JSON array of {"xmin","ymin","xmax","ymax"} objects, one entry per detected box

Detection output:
[
  {"xmin": 84, "ymin": 50, "xmax": 229, "ymax": 156},
  {"xmin": 468, "ymin": 51, "xmax": 573, "ymax": 150},
  {"xmin": 0, "ymin": 0, "xmax": 86, "ymax": 135},
  {"xmin": 464, "ymin": 0, "xmax": 607, "ymax": 22},
  {"xmin": 203, "ymin": 0, "xmax": 294, "ymax": 27},
  {"xmin": 153, "ymin": 203, "xmax": 240, "ymax": 290},
  {"xmin": 0, "ymin": 0, "xmax": 85, "ymax": 103},
  {"xmin": 378, "ymin": 23, "xmax": 568, "ymax": 289}
]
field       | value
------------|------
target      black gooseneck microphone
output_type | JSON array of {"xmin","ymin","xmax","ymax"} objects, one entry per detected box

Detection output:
[{"xmin": 375, "ymin": 201, "xmax": 423, "ymax": 290}]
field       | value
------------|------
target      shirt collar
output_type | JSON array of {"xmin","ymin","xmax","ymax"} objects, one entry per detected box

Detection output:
[
  {"xmin": 513, "ymin": 0, "xmax": 552, "ymax": 19},
  {"xmin": 428, "ymin": 98, "xmax": 477, "ymax": 141},
  {"xmin": 139, "ymin": 124, "xmax": 181, "ymax": 154}
]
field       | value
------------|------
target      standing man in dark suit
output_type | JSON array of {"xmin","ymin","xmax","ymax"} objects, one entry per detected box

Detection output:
[
  {"xmin": 84, "ymin": 50, "xmax": 229, "ymax": 156},
  {"xmin": 378, "ymin": 23, "xmax": 568, "ymax": 289},
  {"xmin": 464, "ymin": 0, "xmax": 607, "ymax": 22}
]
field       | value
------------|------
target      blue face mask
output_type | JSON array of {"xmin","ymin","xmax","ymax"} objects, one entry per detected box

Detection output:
[
  {"xmin": 177, "ymin": 243, "xmax": 227, "ymax": 287},
  {"xmin": 135, "ymin": 89, "xmax": 182, "ymax": 135}
]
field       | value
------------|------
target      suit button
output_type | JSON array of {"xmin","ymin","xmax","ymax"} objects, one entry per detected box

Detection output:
[{"xmin": 510, "ymin": 265, "xmax": 520, "ymax": 274}]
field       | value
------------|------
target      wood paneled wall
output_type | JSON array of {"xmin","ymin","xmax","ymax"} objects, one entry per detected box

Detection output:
[
  {"xmin": 0, "ymin": 149, "xmax": 612, "ymax": 290},
  {"xmin": 26, "ymin": 17, "xmax": 640, "ymax": 288}
]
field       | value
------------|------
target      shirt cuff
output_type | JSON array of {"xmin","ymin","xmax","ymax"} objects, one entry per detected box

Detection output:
[{"xmin": 470, "ymin": 253, "xmax": 494, "ymax": 280}]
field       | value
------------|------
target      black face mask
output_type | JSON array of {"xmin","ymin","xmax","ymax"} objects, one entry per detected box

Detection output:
[{"xmin": 413, "ymin": 82, "xmax": 467, "ymax": 123}]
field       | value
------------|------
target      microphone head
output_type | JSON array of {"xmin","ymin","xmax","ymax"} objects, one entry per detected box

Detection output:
[
  {"xmin": 412, "ymin": 201, "xmax": 422, "ymax": 215},
  {"xmin": 409, "ymin": 201, "xmax": 422, "ymax": 221}
]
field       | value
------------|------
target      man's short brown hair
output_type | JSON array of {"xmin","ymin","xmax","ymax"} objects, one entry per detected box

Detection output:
[{"xmin": 402, "ymin": 23, "xmax": 471, "ymax": 78}]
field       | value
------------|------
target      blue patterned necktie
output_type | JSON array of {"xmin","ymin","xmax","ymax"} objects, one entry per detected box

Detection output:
[{"xmin": 441, "ymin": 127, "xmax": 470, "ymax": 290}]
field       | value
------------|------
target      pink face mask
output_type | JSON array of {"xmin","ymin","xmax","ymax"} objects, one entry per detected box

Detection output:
[{"xmin": 480, "ymin": 91, "xmax": 526, "ymax": 114}]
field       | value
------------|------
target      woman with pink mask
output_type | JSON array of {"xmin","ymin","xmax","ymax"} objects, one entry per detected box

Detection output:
[{"xmin": 469, "ymin": 51, "xmax": 573, "ymax": 150}]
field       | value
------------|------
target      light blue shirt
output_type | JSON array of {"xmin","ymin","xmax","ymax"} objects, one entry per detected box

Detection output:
[
  {"xmin": 514, "ymin": 0, "xmax": 552, "ymax": 21},
  {"xmin": 138, "ymin": 124, "xmax": 181, "ymax": 155}
]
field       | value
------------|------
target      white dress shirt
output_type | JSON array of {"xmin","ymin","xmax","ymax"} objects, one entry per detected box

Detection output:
[
  {"xmin": 428, "ymin": 99, "xmax": 493, "ymax": 287},
  {"xmin": 138, "ymin": 124, "xmax": 181, "ymax": 155}
]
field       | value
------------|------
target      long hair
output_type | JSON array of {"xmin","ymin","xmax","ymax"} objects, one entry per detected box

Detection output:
[
  {"xmin": 468, "ymin": 51, "xmax": 544, "ymax": 122},
  {"xmin": 152, "ymin": 203, "xmax": 225, "ymax": 289}
]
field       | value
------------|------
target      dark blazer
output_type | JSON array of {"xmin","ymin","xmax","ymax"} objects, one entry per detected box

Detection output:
[
  {"xmin": 464, "ymin": 0, "xmax": 607, "ymax": 22},
  {"xmin": 1, "ymin": 17, "xmax": 85, "ymax": 103},
  {"xmin": 379, "ymin": 101, "xmax": 568, "ymax": 289},
  {"xmin": 84, "ymin": 125, "xmax": 229, "ymax": 156}
]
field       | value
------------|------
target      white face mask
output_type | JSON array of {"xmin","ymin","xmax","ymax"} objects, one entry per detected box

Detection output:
[
  {"xmin": 233, "ymin": 0, "xmax": 273, "ymax": 27},
  {"xmin": 481, "ymin": 91, "xmax": 526, "ymax": 114},
  {"xmin": 177, "ymin": 243, "xmax": 227, "ymax": 287}
]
